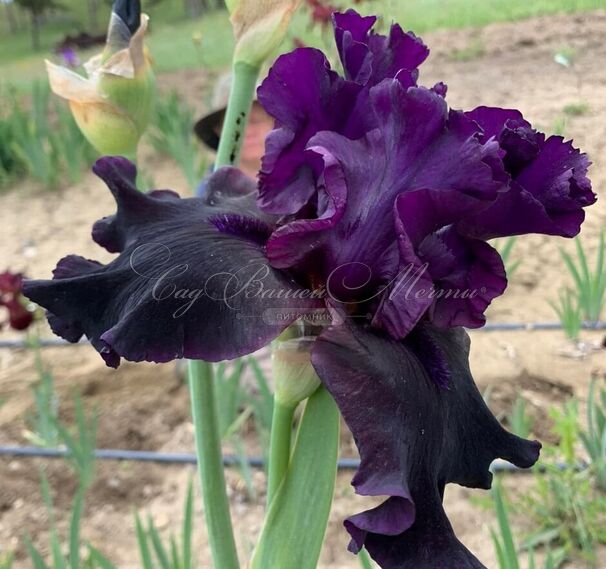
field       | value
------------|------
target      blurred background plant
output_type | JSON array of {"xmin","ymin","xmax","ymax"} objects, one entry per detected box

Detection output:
[
  {"xmin": 148, "ymin": 91, "xmax": 206, "ymax": 192},
  {"xmin": 550, "ymin": 233, "xmax": 606, "ymax": 342},
  {"xmin": 494, "ymin": 237, "xmax": 522, "ymax": 280},
  {"xmin": 517, "ymin": 399, "xmax": 606, "ymax": 565},
  {"xmin": 213, "ymin": 357, "xmax": 274, "ymax": 501},
  {"xmin": 0, "ymin": 553, "xmax": 13, "ymax": 569},
  {"xmin": 24, "ymin": 339, "xmax": 60, "ymax": 447},
  {"xmin": 492, "ymin": 481, "xmax": 566, "ymax": 569},
  {"xmin": 0, "ymin": 80, "xmax": 97, "ymax": 191},
  {"xmin": 560, "ymin": 233, "xmax": 606, "ymax": 324},
  {"xmin": 24, "ymin": 390, "xmax": 117, "ymax": 568},
  {"xmin": 507, "ymin": 396, "xmax": 535, "ymax": 440},
  {"xmin": 580, "ymin": 381, "xmax": 606, "ymax": 491},
  {"xmin": 135, "ymin": 478, "xmax": 195, "ymax": 569}
]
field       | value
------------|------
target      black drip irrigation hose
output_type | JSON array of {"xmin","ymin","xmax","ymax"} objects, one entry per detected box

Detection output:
[
  {"xmin": 1, "ymin": 321, "xmax": 605, "ymax": 349},
  {"xmin": 0, "ymin": 445, "xmax": 579, "ymax": 474}
]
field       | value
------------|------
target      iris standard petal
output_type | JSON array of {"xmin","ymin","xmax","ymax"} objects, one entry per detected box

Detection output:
[
  {"xmin": 333, "ymin": 10, "xmax": 428, "ymax": 88},
  {"xmin": 23, "ymin": 157, "xmax": 320, "ymax": 367},
  {"xmin": 258, "ymin": 9, "xmax": 430, "ymax": 216},
  {"xmin": 257, "ymin": 48, "xmax": 360, "ymax": 214},
  {"xmin": 311, "ymin": 322, "xmax": 541, "ymax": 568}
]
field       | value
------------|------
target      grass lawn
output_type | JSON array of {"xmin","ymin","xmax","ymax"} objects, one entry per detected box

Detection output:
[{"xmin": 0, "ymin": 0, "xmax": 605, "ymax": 87}]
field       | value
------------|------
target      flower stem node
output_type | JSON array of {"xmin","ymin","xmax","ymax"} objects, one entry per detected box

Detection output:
[
  {"xmin": 272, "ymin": 336, "xmax": 321, "ymax": 408},
  {"xmin": 228, "ymin": 0, "xmax": 302, "ymax": 68},
  {"xmin": 45, "ymin": 0, "xmax": 154, "ymax": 158}
]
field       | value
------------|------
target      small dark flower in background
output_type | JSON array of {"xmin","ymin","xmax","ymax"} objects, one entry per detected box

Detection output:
[
  {"xmin": 305, "ymin": 0, "xmax": 338, "ymax": 28},
  {"xmin": 0, "ymin": 271, "xmax": 34, "ymax": 331}
]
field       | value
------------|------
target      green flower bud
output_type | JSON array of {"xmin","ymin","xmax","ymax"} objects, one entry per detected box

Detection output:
[
  {"xmin": 229, "ymin": 0, "xmax": 302, "ymax": 68},
  {"xmin": 46, "ymin": 7, "xmax": 154, "ymax": 158},
  {"xmin": 272, "ymin": 336, "xmax": 321, "ymax": 408}
]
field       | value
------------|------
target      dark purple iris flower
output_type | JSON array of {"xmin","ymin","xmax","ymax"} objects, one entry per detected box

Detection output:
[
  {"xmin": 0, "ymin": 271, "xmax": 34, "ymax": 331},
  {"xmin": 23, "ymin": 10, "xmax": 595, "ymax": 569}
]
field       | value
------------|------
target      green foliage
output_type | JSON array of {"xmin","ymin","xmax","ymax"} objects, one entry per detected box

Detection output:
[
  {"xmin": 250, "ymin": 388, "xmax": 340, "ymax": 569},
  {"xmin": 519, "ymin": 399, "xmax": 606, "ymax": 564},
  {"xmin": 552, "ymin": 116, "xmax": 567, "ymax": 137},
  {"xmin": 560, "ymin": 232, "xmax": 606, "ymax": 322},
  {"xmin": 358, "ymin": 548, "xmax": 376, "ymax": 569},
  {"xmin": 563, "ymin": 102, "xmax": 589, "ymax": 117},
  {"xmin": 451, "ymin": 38, "xmax": 485, "ymax": 62},
  {"xmin": 14, "ymin": 0, "xmax": 62, "ymax": 16},
  {"xmin": 491, "ymin": 481, "xmax": 566, "ymax": 569},
  {"xmin": 0, "ymin": 553, "xmax": 13, "ymax": 569},
  {"xmin": 549, "ymin": 288, "xmax": 583, "ymax": 342},
  {"xmin": 0, "ymin": 80, "xmax": 97, "ymax": 191},
  {"xmin": 212, "ymin": 356, "xmax": 273, "ymax": 501},
  {"xmin": 55, "ymin": 393, "xmax": 98, "ymax": 490},
  {"xmin": 0, "ymin": 85, "xmax": 26, "ymax": 186},
  {"xmin": 215, "ymin": 359, "xmax": 247, "ymax": 438},
  {"xmin": 580, "ymin": 380, "xmax": 606, "ymax": 491},
  {"xmin": 214, "ymin": 359, "xmax": 258, "ymax": 500},
  {"xmin": 507, "ymin": 396, "xmax": 534, "ymax": 439},
  {"xmin": 135, "ymin": 478, "xmax": 195, "ymax": 569},
  {"xmin": 148, "ymin": 91, "xmax": 205, "ymax": 192},
  {"xmin": 3, "ymin": 0, "xmax": 606, "ymax": 84},
  {"xmin": 24, "ymin": 392, "xmax": 115, "ymax": 569},
  {"xmin": 494, "ymin": 237, "xmax": 521, "ymax": 279},
  {"xmin": 25, "ymin": 358, "xmax": 60, "ymax": 447},
  {"xmin": 246, "ymin": 356, "xmax": 274, "ymax": 444}
]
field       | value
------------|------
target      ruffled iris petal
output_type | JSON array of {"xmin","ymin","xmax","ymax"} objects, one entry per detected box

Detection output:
[
  {"xmin": 311, "ymin": 322, "xmax": 541, "ymax": 569},
  {"xmin": 462, "ymin": 106, "xmax": 595, "ymax": 238},
  {"xmin": 23, "ymin": 157, "xmax": 320, "ymax": 367},
  {"xmin": 258, "ymin": 10, "xmax": 430, "ymax": 216},
  {"xmin": 257, "ymin": 48, "xmax": 360, "ymax": 214},
  {"xmin": 333, "ymin": 10, "xmax": 429, "ymax": 88},
  {"xmin": 267, "ymin": 81, "xmax": 505, "ymax": 331}
]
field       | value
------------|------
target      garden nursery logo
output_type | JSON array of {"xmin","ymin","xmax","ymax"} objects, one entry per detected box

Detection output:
[{"xmin": 129, "ymin": 243, "xmax": 487, "ymax": 324}]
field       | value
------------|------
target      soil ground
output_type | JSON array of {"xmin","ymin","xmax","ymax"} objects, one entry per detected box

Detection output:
[{"xmin": 1, "ymin": 10, "xmax": 606, "ymax": 569}]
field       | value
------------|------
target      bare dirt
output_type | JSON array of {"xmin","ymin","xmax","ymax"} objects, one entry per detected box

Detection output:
[{"xmin": 1, "ymin": 10, "xmax": 606, "ymax": 569}]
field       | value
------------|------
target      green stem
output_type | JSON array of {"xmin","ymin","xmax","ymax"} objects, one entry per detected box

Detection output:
[
  {"xmin": 251, "ymin": 387, "xmax": 340, "ymax": 569},
  {"xmin": 214, "ymin": 61, "xmax": 260, "ymax": 168},
  {"xmin": 182, "ymin": 49, "xmax": 259, "ymax": 569},
  {"xmin": 266, "ymin": 401, "xmax": 296, "ymax": 506},
  {"xmin": 188, "ymin": 360, "xmax": 240, "ymax": 569}
]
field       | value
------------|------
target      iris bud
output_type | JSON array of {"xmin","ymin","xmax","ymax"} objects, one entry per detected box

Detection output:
[
  {"xmin": 272, "ymin": 336, "xmax": 321, "ymax": 408},
  {"xmin": 46, "ymin": 0, "xmax": 154, "ymax": 158},
  {"xmin": 228, "ymin": 0, "xmax": 302, "ymax": 68}
]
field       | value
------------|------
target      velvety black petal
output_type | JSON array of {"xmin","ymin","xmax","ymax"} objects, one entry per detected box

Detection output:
[
  {"xmin": 311, "ymin": 322, "xmax": 540, "ymax": 568},
  {"xmin": 23, "ymin": 157, "xmax": 320, "ymax": 367}
]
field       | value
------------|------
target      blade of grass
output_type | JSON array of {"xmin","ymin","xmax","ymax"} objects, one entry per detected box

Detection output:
[
  {"xmin": 147, "ymin": 517, "xmax": 171, "ymax": 569},
  {"xmin": 135, "ymin": 513, "xmax": 155, "ymax": 569},
  {"xmin": 182, "ymin": 478, "xmax": 193, "ymax": 569}
]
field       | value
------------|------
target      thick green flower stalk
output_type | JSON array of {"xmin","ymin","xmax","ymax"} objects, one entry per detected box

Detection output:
[
  {"xmin": 46, "ymin": 1, "xmax": 155, "ymax": 159},
  {"xmin": 216, "ymin": 0, "xmax": 302, "ymax": 167}
]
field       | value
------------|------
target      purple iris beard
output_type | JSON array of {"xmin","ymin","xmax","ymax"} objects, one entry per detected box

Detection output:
[{"xmin": 23, "ymin": 9, "xmax": 595, "ymax": 569}]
